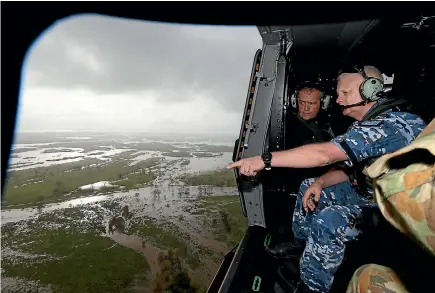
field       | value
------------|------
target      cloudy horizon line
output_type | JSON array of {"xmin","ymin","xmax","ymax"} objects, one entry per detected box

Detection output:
[{"xmin": 18, "ymin": 15, "xmax": 262, "ymax": 135}]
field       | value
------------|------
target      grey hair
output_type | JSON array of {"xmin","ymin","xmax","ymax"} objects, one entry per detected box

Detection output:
[
  {"xmin": 363, "ymin": 65, "xmax": 384, "ymax": 83},
  {"xmin": 337, "ymin": 65, "xmax": 384, "ymax": 83}
]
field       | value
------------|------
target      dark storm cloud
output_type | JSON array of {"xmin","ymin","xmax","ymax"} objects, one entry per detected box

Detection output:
[{"xmin": 25, "ymin": 14, "xmax": 262, "ymax": 112}]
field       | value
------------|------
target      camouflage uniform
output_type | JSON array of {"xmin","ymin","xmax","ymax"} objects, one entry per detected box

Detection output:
[
  {"xmin": 292, "ymin": 179, "xmax": 371, "ymax": 240},
  {"xmin": 296, "ymin": 106, "xmax": 427, "ymax": 293},
  {"xmin": 346, "ymin": 119, "xmax": 435, "ymax": 293},
  {"xmin": 346, "ymin": 264, "xmax": 409, "ymax": 293}
]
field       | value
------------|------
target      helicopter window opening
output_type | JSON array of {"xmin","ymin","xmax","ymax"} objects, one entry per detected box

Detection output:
[{"xmin": 5, "ymin": 15, "xmax": 261, "ymax": 293}]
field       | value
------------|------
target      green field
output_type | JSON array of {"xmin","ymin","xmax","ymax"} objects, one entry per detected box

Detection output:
[
  {"xmin": 1, "ymin": 206, "xmax": 150, "ymax": 293},
  {"xmin": 191, "ymin": 195, "xmax": 248, "ymax": 249},
  {"xmin": 128, "ymin": 217, "xmax": 210, "ymax": 270},
  {"xmin": 3, "ymin": 157, "xmax": 161, "ymax": 207},
  {"xmin": 1, "ymin": 195, "xmax": 246, "ymax": 293}
]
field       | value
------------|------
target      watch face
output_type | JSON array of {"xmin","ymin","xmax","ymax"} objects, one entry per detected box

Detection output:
[
  {"xmin": 262, "ymin": 153, "xmax": 272, "ymax": 170},
  {"xmin": 262, "ymin": 152, "xmax": 272, "ymax": 162}
]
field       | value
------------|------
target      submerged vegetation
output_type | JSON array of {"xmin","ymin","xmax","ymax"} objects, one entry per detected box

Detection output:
[
  {"xmin": 1, "ymin": 206, "xmax": 150, "ymax": 293},
  {"xmin": 3, "ymin": 134, "xmax": 243, "ymax": 293},
  {"xmin": 152, "ymin": 249, "xmax": 200, "ymax": 293},
  {"xmin": 128, "ymin": 217, "xmax": 208, "ymax": 270},
  {"xmin": 180, "ymin": 168, "xmax": 237, "ymax": 187},
  {"xmin": 191, "ymin": 195, "xmax": 248, "ymax": 249},
  {"xmin": 3, "ymin": 157, "xmax": 161, "ymax": 207},
  {"xmin": 1, "ymin": 194, "xmax": 247, "ymax": 293}
]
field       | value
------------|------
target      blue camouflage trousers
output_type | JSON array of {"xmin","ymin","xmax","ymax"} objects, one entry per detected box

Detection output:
[{"xmin": 291, "ymin": 178, "xmax": 378, "ymax": 293}]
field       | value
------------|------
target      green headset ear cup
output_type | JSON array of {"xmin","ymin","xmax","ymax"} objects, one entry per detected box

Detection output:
[
  {"xmin": 291, "ymin": 92, "xmax": 297, "ymax": 109},
  {"xmin": 322, "ymin": 95, "xmax": 331, "ymax": 110},
  {"xmin": 360, "ymin": 77, "xmax": 384, "ymax": 101}
]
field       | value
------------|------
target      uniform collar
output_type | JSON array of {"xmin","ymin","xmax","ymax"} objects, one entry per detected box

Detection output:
[{"xmin": 361, "ymin": 97, "xmax": 390, "ymax": 121}]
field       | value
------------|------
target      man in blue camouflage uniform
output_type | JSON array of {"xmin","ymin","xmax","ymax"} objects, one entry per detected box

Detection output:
[{"xmin": 227, "ymin": 65, "xmax": 427, "ymax": 293}]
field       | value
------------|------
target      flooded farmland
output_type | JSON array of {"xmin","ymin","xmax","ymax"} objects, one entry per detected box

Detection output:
[{"xmin": 2, "ymin": 132, "xmax": 247, "ymax": 293}]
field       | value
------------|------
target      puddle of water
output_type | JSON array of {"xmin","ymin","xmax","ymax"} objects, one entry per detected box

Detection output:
[{"xmin": 79, "ymin": 181, "xmax": 115, "ymax": 190}]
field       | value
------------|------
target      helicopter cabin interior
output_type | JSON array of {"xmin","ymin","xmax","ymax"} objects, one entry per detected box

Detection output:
[{"xmin": 207, "ymin": 15, "xmax": 435, "ymax": 293}]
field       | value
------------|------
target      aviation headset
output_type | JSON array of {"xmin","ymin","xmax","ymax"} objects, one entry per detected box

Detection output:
[
  {"xmin": 290, "ymin": 85, "xmax": 331, "ymax": 111},
  {"xmin": 356, "ymin": 66, "xmax": 385, "ymax": 102}
]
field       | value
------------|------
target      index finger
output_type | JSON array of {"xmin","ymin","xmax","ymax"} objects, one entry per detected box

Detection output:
[
  {"xmin": 227, "ymin": 160, "xmax": 242, "ymax": 169},
  {"xmin": 302, "ymin": 191, "xmax": 310, "ymax": 211},
  {"xmin": 314, "ymin": 189, "xmax": 321, "ymax": 203}
]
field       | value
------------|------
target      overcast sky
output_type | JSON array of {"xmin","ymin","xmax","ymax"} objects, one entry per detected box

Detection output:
[{"xmin": 17, "ymin": 14, "xmax": 262, "ymax": 136}]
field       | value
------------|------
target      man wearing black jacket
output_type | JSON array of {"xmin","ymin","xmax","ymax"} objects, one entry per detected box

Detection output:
[{"xmin": 284, "ymin": 86, "xmax": 335, "ymax": 192}]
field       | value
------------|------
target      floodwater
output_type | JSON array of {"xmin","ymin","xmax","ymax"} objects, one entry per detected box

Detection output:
[
  {"xmin": 2, "ymin": 135, "xmax": 239, "ymax": 292},
  {"xmin": 8, "ymin": 141, "xmax": 233, "ymax": 172},
  {"xmin": 2, "ymin": 151, "xmax": 236, "ymax": 225},
  {"xmin": 1, "ymin": 276, "xmax": 53, "ymax": 293},
  {"xmin": 8, "ymin": 147, "xmax": 137, "ymax": 171},
  {"xmin": 79, "ymin": 181, "xmax": 115, "ymax": 190}
]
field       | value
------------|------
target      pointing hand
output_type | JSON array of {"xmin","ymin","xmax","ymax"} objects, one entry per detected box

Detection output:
[{"xmin": 227, "ymin": 156, "xmax": 265, "ymax": 176}]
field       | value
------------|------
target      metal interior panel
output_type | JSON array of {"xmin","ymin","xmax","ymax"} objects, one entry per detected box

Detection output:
[
  {"xmin": 240, "ymin": 43, "xmax": 280, "ymax": 227},
  {"xmin": 259, "ymin": 19, "xmax": 381, "ymax": 51}
]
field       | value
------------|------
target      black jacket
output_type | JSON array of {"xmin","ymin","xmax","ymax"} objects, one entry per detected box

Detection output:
[
  {"xmin": 283, "ymin": 112, "xmax": 335, "ymax": 193},
  {"xmin": 285, "ymin": 113, "xmax": 334, "ymax": 148}
]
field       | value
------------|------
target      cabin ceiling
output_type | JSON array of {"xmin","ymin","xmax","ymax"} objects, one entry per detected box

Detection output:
[
  {"xmin": 258, "ymin": 19, "xmax": 380, "ymax": 50},
  {"xmin": 258, "ymin": 15, "xmax": 435, "ymax": 82},
  {"xmin": 258, "ymin": 15, "xmax": 435, "ymax": 121}
]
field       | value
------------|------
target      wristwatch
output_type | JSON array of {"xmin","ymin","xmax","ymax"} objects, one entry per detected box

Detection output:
[{"xmin": 261, "ymin": 152, "xmax": 272, "ymax": 170}]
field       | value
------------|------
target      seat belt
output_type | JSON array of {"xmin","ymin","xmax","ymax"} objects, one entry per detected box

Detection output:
[
  {"xmin": 361, "ymin": 98, "xmax": 408, "ymax": 122},
  {"xmin": 344, "ymin": 98, "xmax": 409, "ymax": 198},
  {"xmin": 296, "ymin": 116, "xmax": 326, "ymax": 143}
]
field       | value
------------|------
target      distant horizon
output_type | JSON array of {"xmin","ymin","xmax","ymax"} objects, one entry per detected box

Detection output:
[
  {"xmin": 15, "ymin": 129, "xmax": 239, "ymax": 137},
  {"xmin": 13, "ymin": 130, "xmax": 239, "ymax": 143}
]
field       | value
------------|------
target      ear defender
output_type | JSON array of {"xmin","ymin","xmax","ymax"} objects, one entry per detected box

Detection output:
[
  {"xmin": 359, "ymin": 77, "xmax": 384, "ymax": 102},
  {"xmin": 291, "ymin": 92, "xmax": 298, "ymax": 109},
  {"xmin": 356, "ymin": 66, "xmax": 384, "ymax": 102},
  {"xmin": 322, "ymin": 95, "xmax": 331, "ymax": 110}
]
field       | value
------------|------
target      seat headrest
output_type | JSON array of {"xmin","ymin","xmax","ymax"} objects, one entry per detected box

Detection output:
[{"xmin": 383, "ymin": 84, "xmax": 393, "ymax": 93}]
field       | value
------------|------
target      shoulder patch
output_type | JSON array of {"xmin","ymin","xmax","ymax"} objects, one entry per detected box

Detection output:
[{"xmin": 360, "ymin": 120, "xmax": 383, "ymax": 127}]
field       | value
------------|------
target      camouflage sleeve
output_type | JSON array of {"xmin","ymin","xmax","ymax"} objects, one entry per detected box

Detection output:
[
  {"xmin": 331, "ymin": 117, "xmax": 413, "ymax": 167},
  {"xmin": 346, "ymin": 264, "xmax": 409, "ymax": 293}
]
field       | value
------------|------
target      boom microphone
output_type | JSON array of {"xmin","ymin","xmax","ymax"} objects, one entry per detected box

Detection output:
[
  {"xmin": 341, "ymin": 91, "xmax": 387, "ymax": 110},
  {"xmin": 340, "ymin": 101, "xmax": 367, "ymax": 109}
]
